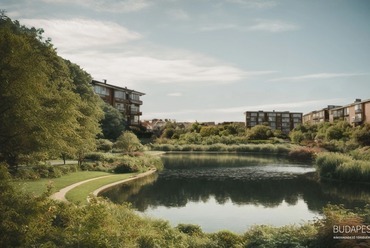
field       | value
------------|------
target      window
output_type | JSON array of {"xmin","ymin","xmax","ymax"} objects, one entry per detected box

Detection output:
[
  {"xmin": 344, "ymin": 108, "xmax": 349, "ymax": 116},
  {"xmin": 131, "ymin": 93, "xmax": 140, "ymax": 101},
  {"xmin": 268, "ymin": 112, "xmax": 276, "ymax": 117},
  {"xmin": 115, "ymin": 103, "xmax": 125, "ymax": 111},
  {"xmin": 94, "ymin": 85, "xmax": 109, "ymax": 96},
  {"xmin": 132, "ymin": 116, "xmax": 139, "ymax": 124},
  {"xmin": 268, "ymin": 117, "xmax": 276, "ymax": 122},
  {"xmin": 250, "ymin": 112, "xmax": 257, "ymax": 117},
  {"xmin": 282, "ymin": 113, "xmax": 289, "ymax": 118},
  {"xmin": 355, "ymin": 104, "xmax": 362, "ymax": 112},
  {"xmin": 292, "ymin": 113, "xmax": 301, "ymax": 118},
  {"xmin": 131, "ymin": 104, "xmax": 140, "ymax": 113},
  {"xmin": 115, "ymin": 90, "xmax": 126, "ymax": 100}
]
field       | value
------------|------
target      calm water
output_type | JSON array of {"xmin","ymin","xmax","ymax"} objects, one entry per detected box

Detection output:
[{"xmin": 101, "ymin": 153, "xmax": 370, "ymax": 233}]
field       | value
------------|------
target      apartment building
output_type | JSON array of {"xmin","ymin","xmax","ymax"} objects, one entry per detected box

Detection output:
[
  {"xmin": 91, "ymin": 79, "xmax": 145, "ymax": 126},
  {"xmin": 303, "ymin": 105, "xmax": 341, "ymax": 124},
  {"xmin": 329, "ymin": 99, "xmax": 370, "ymax": 126},
  {"xmin": 244, "ymin": 111, "xmax": 302, "ymax": 134}
]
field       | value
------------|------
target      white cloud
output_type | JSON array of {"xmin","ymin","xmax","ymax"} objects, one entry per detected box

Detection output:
[
  {"xmin": 20, "ymin": 18, "xmax": 142, "ymax": 53},
  {"xmin": 269, "ymin": 73, "xmax": 368, "ymax": 82},
  {"xmin": 68, "ymin": 52, "xmax": 251, "ymax": 86},
  {"xmin": 200, "ymin": 19, "xmax": 298, "ymax": 33},
  {"xmin": 41, "ymin": 0, "xmax": 151, "ymax": 12},
  {"xmin": 248, "ymin": 19, "xmax": 299, "ymax": 33},
  {"xmin": 167, "ymin": 92, "xmax": 183, "ymax": 97},
  {"xmin": 226, "ymin": 0, "xmax": 277, "ymax": 9}
]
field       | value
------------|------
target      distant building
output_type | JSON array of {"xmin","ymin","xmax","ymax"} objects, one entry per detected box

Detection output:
[
  {"xmin": 329, "ymin": 99, "xmax": 370, "ymax": 126},
  {"xmin": 91, "ymin": 79, "xmax": 145, "ymax": 126},
  {"xmin": 303, "ymin": 99, "xmax": 370, "ymax": 126},
  {"xmin": 244, "ymin": 111, "xmax": 302, "ymax": 134},
  {"xmin": 303, "ymin": 105, "xmax": 341, "ymax": 124}
]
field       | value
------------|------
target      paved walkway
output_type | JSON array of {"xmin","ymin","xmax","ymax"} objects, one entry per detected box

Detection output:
[{"xmin": 50, "ymin": 168, "xmax": 157, "ymax": 202}]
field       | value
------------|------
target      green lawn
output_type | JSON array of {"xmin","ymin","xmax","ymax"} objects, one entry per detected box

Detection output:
[
  {"xmin": 65, "ymin": 173, "xmax": 136, "ymax": 204},
  {"xmin": 13, "ymin": 171, "xmax": 112, "ymax": 196}
]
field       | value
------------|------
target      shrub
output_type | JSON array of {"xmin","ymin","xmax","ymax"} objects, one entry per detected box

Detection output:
[
  {"xmin": 210, "ymin": 230, "xmax": 243, "ymax": 248},
  {"xmin": 176, "ymin": 224, "xmax": 203, "ymax": 237},
  {"xmin": 96, "ymin": 139, "xmax": 113, "ymax": 152},
  {"xmin": 288, "ymin": 147, "xmax": 317, "ymax": 161},
  {"xmin": 315, "ymin": 152, "xmax": 370, "ymax": 182}
]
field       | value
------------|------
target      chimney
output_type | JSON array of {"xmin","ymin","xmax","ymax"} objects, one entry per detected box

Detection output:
[
  {"xmin": 103, "ymin": 79, "xmax": 107, "ymax": 84},
  {"xmin": 355, "ymin": 98, "xmax": 361, "ymax": 103}
]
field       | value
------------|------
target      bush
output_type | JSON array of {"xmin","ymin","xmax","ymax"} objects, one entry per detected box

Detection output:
[
  {"xmin": 288, "ymin": 147, "xmax": 317, "ymax": 161},
  {"xmin": 315, "ymin": 152, "xmax": 370, "ymax": 182},
  {"xmin": 176, "ymin": 224, "xmax": 203, "ymax": 237},
  {"xmin": 114, "ymin": 162, "xmax": 139, "ymax": 173},
  {"xmin": 210, "ymin": 230, "xmax": 243, "ymax": 248},
  {"xmin": 96, "ymin": 139, "xmax": 113, "ymax": 152}
]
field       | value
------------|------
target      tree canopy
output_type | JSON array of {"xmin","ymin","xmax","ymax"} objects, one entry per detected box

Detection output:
[{"xmin": 0, "ymin": 13, "xmax": 102, "ymax": 169}]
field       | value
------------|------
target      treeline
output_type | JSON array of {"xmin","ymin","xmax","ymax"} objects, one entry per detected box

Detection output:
[
  {"xmin": 0, "ymin": 13, "xmax": 130, "ymax": 172},
  {"xmin": 1, "ymin": 164, "xmax": 370, "ymax": 247},
  {"xmin": 154, "ymin": 121, "xmax": 288, "ymax": 146},
  {"xmin": 290, "ymin": 121, "xmax": 370, "ymax": 152}
]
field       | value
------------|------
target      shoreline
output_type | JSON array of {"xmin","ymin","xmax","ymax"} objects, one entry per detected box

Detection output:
[
  {"xmin": 92, "ymin": 168, "xmax": 157, "ymax": 197},
  {"xmin": 50, "ymin": 168, "xmax": 157, "ymax": 202}
]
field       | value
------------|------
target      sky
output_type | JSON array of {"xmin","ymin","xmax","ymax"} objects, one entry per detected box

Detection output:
[{"xmin": 3, "ymin": 0, "xmax": 370, "ymax": 122}]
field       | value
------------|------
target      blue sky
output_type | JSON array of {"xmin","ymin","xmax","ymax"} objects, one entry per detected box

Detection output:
[{"xmin": 3, "ymin": 0, "xmax": 370, "ymax": 122}]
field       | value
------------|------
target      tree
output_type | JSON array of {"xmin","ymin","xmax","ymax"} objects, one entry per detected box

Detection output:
[
  {"xmin": 100, "ymin": 103, "xmax": 126, "ymax": 140},
  {"xmin": 352, "ymin": 124, "xmax": 370, "ymax": 146},
  {"xmin": 114, "ymin": 131, "xmax": 143, "ymax": 154},
  {"xmin": 246, "ymin": 125, "xmax": 273, "ymax": 140},
  {"xmin": 0, "ymin": 15, "xmax": 102, "ymax": 169},
  {"xmin": 0, "ymin": 15, "xmax": 80, "ymax": 169}
]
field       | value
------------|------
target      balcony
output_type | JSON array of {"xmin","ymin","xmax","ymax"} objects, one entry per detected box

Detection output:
[
  {"xmin": 129, "ymin": 98, "xmax": 143, "ymax": 105},
  {"xmin": 352, "ymin": 117, "xmax": 362, "ymax": 123},
  {"xmin": 355, "ymin": 108, "xmax": 362, "ymax": 114}
]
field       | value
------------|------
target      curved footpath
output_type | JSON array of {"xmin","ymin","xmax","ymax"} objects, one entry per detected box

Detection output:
[{"xmin": 50, "ymin": 168, "xmax": 157, "ymax": 202}]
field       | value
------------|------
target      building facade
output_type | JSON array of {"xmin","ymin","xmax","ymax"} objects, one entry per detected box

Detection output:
[
  {"xmin": 302, "ymin": 105, "xmax": 341, "ymax": 125},
  {"xmin": 91, "ymin": 79, "xmax": 145, "ymax": 126},
  {"xmin": 302, "ymin": 99, "xmax": 370, "ymax": 126},
  {"xmin": 244, "ymin": 111, "xmax": 302, "ymax": 134},
  {"xmin": 329, "ymin": 99, "xmax": 370, "ymax": 126}
]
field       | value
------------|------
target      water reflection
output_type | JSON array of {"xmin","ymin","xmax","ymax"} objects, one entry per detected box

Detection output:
[{"xmin": 100, "ymin": 153, "xmax": 370, "ymax": 232}]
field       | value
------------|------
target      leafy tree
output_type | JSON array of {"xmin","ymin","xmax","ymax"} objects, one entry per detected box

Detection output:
[
  {"xmin": 0, "ymin": 14, "xmax": 102, "ymax": 169},
  {"xmin": 0, "ymin": 15, "xmax": 80, "ymax": 169},
  {"xmin": 161, "ymin": 127, "xmax": 175, "ymax": 139},
  {"xmin": 100, "ymin": 103, "xmax": 126, "ymax": 140},
  {"xmin": 325, "ymin": 121, "xmax": 351, "ymax": 141},
  {"xmin": 352, "ymin": 124, "xmax": 370, "ymax": 146},
  {"xmin": 289, "ymin": 130, "xmax": 305, "ymax": 144},
  {"xmin": 200, "ymin": 126, "xmax": 219, "ymax": 137},
  {"xmin": 115, "ymin": 131, "xmax": 143, "ymax": 153},
  {"xmin": 247, "ymin": 125, "xmax": 273, "ymax": 140}
]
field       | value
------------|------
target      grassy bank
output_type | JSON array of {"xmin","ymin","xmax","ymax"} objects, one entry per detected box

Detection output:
[
  {"xmin": 13, "ymin": 171, "xmax": 113, "ymax": 196},
  {"xmin": 316, "ymin": 152, "xmax": 370, "ymax": 183},
  {"xmin": 65, "ymin": 172, "xmax": 137, "ymax": 204}
]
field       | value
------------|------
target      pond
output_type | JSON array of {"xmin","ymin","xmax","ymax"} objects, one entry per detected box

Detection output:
[{"xmin": 100, "ymin": 153, "xmax": 370, "ymax": 233}]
